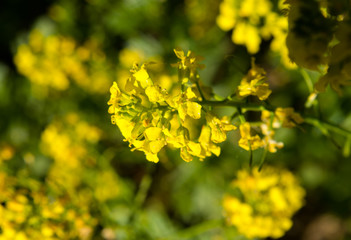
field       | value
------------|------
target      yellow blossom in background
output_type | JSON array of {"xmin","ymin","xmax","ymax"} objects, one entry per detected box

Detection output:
[
  {"xmin": 40, "ymin": 113, "xmax": 102, "ymax": 191},
  {"xmin": 217, "ymin": 0, "xmax": 296, "ymax": 68},
  {"xmin": 0, "ymin": 170, "xmax": 96, "ymax": 240},
  {"xmin": 223, "ymin": 166, "xmax": 305, "ymax": 239},
  {"xmin": 0, "ymin": 144, "xmax": 14, "ymax": 163},
  {"xmin": 14, "ymin": 29, "xmax": 113, "ymax": 97}
]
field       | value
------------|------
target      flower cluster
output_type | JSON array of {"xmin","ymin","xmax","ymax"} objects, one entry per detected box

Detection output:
[
  {"xmin": 216, "ymin": 0, "xmax": 294, "ymax": 68},
  {"xmin": 108, "ymin": 49, "xmax": 236, "ymax": 163},
  {"xmin": 223, "ymin": 166, "xmax": 305, "ymax": 239},
  {"xmin": 40, "ymin": 113, "xmax": 102, "ymax": 191},
  {"xmin": 0, "ymin": 171, "xmax": 96, "ymax": 240},
  {"xmin": 14, "ymin": 29, "xmax": 113, "ymax": 96}
]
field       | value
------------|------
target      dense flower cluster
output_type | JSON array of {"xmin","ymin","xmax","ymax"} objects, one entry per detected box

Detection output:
[
  {"xmin": 0, "ymin": 113, "xmax": 125, "ymax": 240},
  {"xmin": 108, "ymin": 49, "xmax": 238, "ymax": 163},
  {"xmin": 217, "ymin": 0, "xmax": 295, "ymax": 68},
  {"xmin": 14, "ymin": 30, "xmax": 112, "ymax": 96},
  {"xmin": 223, "ymin": 166, "xmax": 305, "ymax": 239},
  {"xmin": 0, "ymin": 170, "xmax": 96, "ymax": 240},
  {"xmin": 41, "ymin": 114, "xmax": 102, "ymax": 190},
  {"xmin": 40, "ymin": 114, "xmax": 120, "ymax": 202}
]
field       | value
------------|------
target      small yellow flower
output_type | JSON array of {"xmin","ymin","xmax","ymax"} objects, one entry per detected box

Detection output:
[
  {"xmin": 173, "ymin": 48, "xmax": 205, "ymax": 71},
  {"xmin": 238, "ymin": 122, "xmax": 263, "ymax": 151},
  {"xmin": 206, "ymin": 114, "xmax": 237, "ymax": 143},
  {"xmin": 237, "ymin": 59, "xmax": 271, "ymax": 100},
  {"xmin": 198, "ymin": 126, "xmax": 221, "ymax": 158}
]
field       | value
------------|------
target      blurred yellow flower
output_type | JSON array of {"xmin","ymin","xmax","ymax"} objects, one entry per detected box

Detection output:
[
  {"xmin": 14, "ymin": 30, "xmax": 113, "ymax": 96},
  {"xmin": 217, "ymin": 0, "xmax": 295, "ymax": 68},
  {"xmin": 223, "ymin": 166, "xmax": 305, "ymax": 239}
]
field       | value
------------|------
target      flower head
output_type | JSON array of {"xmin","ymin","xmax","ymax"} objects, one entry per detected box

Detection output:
[{"xmin": 223, "ymin": 166, "xmax": 305, "ymax": 239}]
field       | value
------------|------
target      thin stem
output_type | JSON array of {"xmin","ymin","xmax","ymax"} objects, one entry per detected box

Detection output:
[
  {"xmin": 304, "ymin": 117, "xmax": 351, "ymax": 137},
  {"xmin": 134, "ymin": 171, "xmax": 152, "ymax": 209},
  {"xmin": 195, "ymin": 80, "xmax": 206, "ymax": 101}
]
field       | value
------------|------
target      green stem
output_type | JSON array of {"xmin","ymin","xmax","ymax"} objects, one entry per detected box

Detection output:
[
  {"xmin": 195, "ymin": 81, "xmax": 206, "ymax": 101},
  {"xmin": 199, "ymin": 100, "xmax": 276, "ymax": 111},
  {"xmin": 304, "ymin": 117, "xmax": 351, "ymax": 137}
]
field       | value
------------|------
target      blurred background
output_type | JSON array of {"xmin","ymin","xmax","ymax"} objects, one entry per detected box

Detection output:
[{"xmin": 1, "ymin": 0, "xmax": 351, "ymax": 239}]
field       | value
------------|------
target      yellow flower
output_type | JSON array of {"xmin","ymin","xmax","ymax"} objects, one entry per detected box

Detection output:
[
  {"xmin": 198, "ymin": 126, "xmax": 221, "ymax": 158},
  {"xmin": 217, "ymin": 0, "xmax": 292, "ymax": 68},
  {"xmin": 206, "ymin": 114, "xmax": 236, "ymax": 143},
  {"xmin": 237, "ymin": 59, "xmax": 271, "ymax": 100},
  {"xmin": 238, "ymin": 122, "xmax": 263, "ymax": 151},
  {"xmin": 223, "ymin": 166, "xmax": 305, "ymax": 239},
  {"xmin": 132, "ymin": 64, "xmax": 153, "ymax": 89},
  {"xmin": 232, "ymin": 22, "xmax": 261, "ymax": 54},
  {"xmin": 14, "ymin": 30, "xmax": 113, "ymax": 95},
  {"xmin": 169, "ymin": 88, "xmax": 202, "ymax": 121},
  {"xmin": 173, "ymin": 48, "xmax": 205, "ymax": 71}
]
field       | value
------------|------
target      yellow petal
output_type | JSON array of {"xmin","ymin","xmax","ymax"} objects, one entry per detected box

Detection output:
[
  {"xmin": 187, "ymin": 141, "xmax": 202, "ymax": 156},
  {"xmin": 186, "ymin": 87, "xmax": 197, "ymax": 99},
  {"xmin": 149, "ymin": 140, "xmax": 165, "ymax": 154},
  {"xmin": 145, "ymin": 152, "xmax": 159, "ymax": 163},
  {"xmin": 145, "ymin": 85, "xmax": 164, "ymax": 102},
  {"xmin": 133, "ymin": 67, "xmax": 151, "ymax": 88},
  {"xmin": 144, "ymin": 127, "xmax": 162, "ymax": 141},
  {"xmin": 186, "ymin": 102, "xmax": 202, "ymax": 119}
]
